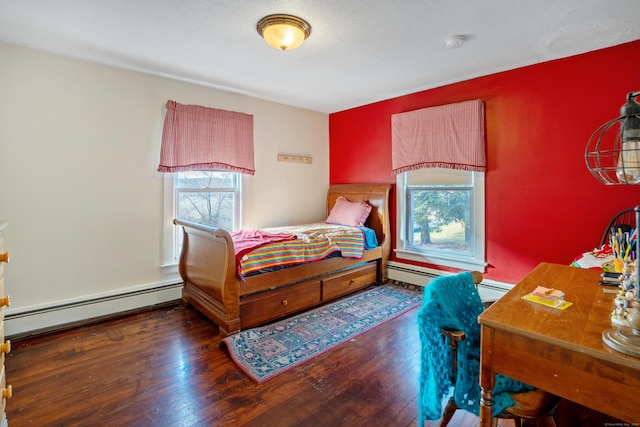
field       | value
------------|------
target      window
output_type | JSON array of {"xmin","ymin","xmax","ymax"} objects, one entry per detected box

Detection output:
[
  {"xmin": 175, "ymin": 171, "xmax": 239, "ymax": 229},
  {"xmin": 395, "ymin": 167, "xmax": 485, "ymax": 271},
  {"xmin": 162, "ymin": 170, "xmax": 241, "ymax": 266}
]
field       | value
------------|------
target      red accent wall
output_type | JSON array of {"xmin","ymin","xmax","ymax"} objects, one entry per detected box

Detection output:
[{"xmin": 329, "ymin": 40, "xmax": 640, "ymax": 284}]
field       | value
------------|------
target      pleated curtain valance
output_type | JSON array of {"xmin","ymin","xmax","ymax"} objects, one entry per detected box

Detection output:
[
  {"xmin": 157, "ymin": 100, "xmax": 255, "ymax": 175},
  {"xmin": 391, "ymin": 99, "xmax": 486, "ymax": 175}
]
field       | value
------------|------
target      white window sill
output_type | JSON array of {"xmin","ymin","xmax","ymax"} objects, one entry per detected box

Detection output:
[{"xmin": 161, "ymin": 262, "xmax": 179, "ymax": 274}]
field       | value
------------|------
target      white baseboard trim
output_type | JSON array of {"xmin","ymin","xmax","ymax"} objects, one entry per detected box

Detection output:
[
  {"xmin": 5, "ymin": 280, "xmax": 183, "ymax": 339},
  {"xmin": 387, "ymin": 261, "xmax": 514, "ymax": 302}
]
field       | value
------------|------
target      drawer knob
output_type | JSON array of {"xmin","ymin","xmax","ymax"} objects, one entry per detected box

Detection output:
[
  {"xmin": 0, "ymin": 296, "xmax": 9, "ymax": 307},
  {"xmin": 0, "ymin": 340, "xmax": 10, "ymax": 354},
  {"xmin": 0, "ymin": 252, "xmax": 8, "ymax": 264},
  {"xmin": 281, "ymin": 299, "xmax": 288, "ymax": 306},
  {"xmin": 2, "ymin": 385, "xmax": 11, "ymax": 399}
]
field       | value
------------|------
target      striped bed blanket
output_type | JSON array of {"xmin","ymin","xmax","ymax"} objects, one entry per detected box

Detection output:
[{"xmin": 233, "ymin": 223, "xmax": 366, "ymax": 279}]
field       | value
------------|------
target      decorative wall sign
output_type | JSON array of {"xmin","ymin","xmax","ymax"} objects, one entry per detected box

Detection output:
[{"xmin": 277, "ymin": 154, "xmax": 312, "ymax": 164}]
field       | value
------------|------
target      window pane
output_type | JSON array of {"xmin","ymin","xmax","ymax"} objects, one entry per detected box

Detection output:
[
  {"xmin": 395, "ymin": 169, "xmax": 484, "ymax": 271},
  {"xmin": 177, "ymin": 191, "xmax": 234, "ymax": 230},
  {"xmin": 408, "ymin": 189, "xmax": 471, "ymax": 254},
  {"xmin": 176, "ymin": 171, "xmax": 235, "ymax": 189},
  {"xmin": 165, "ymin": 170, "xmax": 240, "ymax": 266}
]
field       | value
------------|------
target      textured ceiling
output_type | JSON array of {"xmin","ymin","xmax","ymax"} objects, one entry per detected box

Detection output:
[{"xmin": 1, "ymin": 0, "xmax": 639, "ymax": 113}]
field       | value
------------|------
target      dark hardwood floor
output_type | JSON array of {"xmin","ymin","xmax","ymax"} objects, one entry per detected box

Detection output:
[
  {"xmin": 6, "ymin": 302, "xmax": 426, "ymax": 427},
  {"xmin": 5, "ymin": 300, "xmax": 626, "ymax": 427}
]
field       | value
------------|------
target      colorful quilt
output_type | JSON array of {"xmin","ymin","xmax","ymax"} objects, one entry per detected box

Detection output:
[{"xmin": 234, "ymin": 223, "xmax": 366, "ymax": 279}]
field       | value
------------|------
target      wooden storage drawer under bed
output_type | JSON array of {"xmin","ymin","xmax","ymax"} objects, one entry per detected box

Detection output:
[
  {"xmin": 321, "ymin": 262, "xmax": 377, "ymax": 300},
  {"xmin": 240, "ymin": 280, "xmax": 322, "ymax": 329}
]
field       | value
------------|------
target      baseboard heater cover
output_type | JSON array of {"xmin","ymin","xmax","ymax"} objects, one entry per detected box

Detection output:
[
  {"xmin": 387, "ymin": 261, "xmax": 513, "ymax": 302},
  {"xmin": 5, "ymin": 281, "xmax": 183, "ymax": 339}
]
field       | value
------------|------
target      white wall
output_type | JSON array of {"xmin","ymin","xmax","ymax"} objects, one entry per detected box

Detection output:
[{"xmin": 0, "ymin": 43, "xmax": 329, "ymax": 336}]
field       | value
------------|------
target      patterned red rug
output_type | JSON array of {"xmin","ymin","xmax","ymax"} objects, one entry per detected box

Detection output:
[{"xmin": 220, "ymin": 284, "xmax": 423, "ymax": 383}]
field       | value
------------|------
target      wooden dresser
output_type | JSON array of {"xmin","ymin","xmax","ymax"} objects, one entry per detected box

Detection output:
[{"xmin": 0, "ymin": 222, "xmax": 12, "ymax": 426}]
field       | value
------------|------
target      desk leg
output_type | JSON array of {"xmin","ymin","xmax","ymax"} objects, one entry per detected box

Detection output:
[
  {"xmin": 479, "ymin": 388, "xmax": 493, "ymax": 427},
  {"xmin": 479, "ymin": 326, "xmax": 495, "ymax": 427}
]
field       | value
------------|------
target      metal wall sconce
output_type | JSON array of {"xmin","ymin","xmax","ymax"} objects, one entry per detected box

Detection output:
[{"xmin": 585, "ymin": 91, "xmax": 640, "ymax": 185}]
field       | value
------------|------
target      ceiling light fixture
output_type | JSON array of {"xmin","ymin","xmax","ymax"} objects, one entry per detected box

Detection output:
[
  {"xmin": 257, "ymin": 14, "xmax": 311, "ymax": 51},
  {"xmin": 585, "ymin": 91, "xmax": 640, "ymax": 185}
]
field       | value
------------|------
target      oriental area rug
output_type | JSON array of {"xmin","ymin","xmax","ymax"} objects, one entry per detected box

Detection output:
[{"xmin": 220, "ymin": 284, "xmax": 423, "ymax": 383}]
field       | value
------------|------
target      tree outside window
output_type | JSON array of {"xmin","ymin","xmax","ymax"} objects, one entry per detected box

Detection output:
[
  {"xmin": 175, "ymin": 171, "xmax": 237, "ymax": 230},
  {"xmin": 408, "ymin": 188, "xmax": 471, "ymax": 255}
]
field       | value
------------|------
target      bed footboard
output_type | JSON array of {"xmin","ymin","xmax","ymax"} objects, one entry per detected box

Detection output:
[{"xmin": 174, "ymin": 219, "xmax": 241, "ymax": 336}]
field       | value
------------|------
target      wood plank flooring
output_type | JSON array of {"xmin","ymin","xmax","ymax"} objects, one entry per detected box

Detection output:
[
  {"xmin": 4, "ymin": 301, "xmax": 457, "ymax": 426},
  {"xmin": 4, "ymin": 301, "xmax": 624, "ymax": 426}
]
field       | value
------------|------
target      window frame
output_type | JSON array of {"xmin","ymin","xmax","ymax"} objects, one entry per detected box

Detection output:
[
  {"xmin": 162, "ymin": 170, "xmax": 242, "ymax": 267},
  {"xmin": 394, "ymin": 168, "xmax": 486, "ymax": 271}
]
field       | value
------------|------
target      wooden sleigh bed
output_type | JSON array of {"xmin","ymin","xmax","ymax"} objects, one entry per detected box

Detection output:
[{"xmin": 174, "ymin": 183, "xmax": 392, "ymax": 336}]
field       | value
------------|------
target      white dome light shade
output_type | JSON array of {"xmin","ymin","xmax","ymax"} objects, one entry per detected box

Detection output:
[{"xmin": 257, "ymin": 14, "xmax": 311, "ymax": 51}]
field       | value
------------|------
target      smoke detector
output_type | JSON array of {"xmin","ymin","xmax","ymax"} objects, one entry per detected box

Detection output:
[{"xmin": 446, "ymin": 35, "xmax": 465, "ymax": 49}]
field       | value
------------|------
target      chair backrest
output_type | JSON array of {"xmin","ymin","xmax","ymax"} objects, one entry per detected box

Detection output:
[
  {"xmin": 417, "ymin": 272, "xmax": 484, "ymax": 423},
  {"xmin": 441, "ymin": 272, "xmax": 483, "ymax": 376},
  {"xmin": 600, "ymin": 208, "xmax": 637, "ymax": 247},
  {"xmin": 439, "ymin": 272, "xmax": 483, "ymax": 385},
  {"xmin": 421, "ymin": 272, "xmax": 484, "ymax": 342}
]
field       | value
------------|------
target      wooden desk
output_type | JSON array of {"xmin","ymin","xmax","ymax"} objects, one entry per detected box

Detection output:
[{"xmin": 478, "ymin": 262, "xmax": 640, "ymax": 426}]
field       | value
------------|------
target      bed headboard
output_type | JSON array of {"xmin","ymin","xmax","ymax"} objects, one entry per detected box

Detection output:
[{"xmin": 326, "ymin": 184, "xmax": 392, "ymax": 275}]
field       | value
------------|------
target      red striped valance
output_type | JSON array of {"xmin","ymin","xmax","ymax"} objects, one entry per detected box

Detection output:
[
  {"xmin": 158, "ymin": 100, "xmax": 255, "ymax": 175},
  {"xmin": 391, "ymin": 99, "xmax": 486, "ymax": 175}
]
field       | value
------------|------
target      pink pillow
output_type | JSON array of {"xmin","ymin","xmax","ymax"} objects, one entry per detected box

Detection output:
[{"xmin": 325, "ymin": 196, "xmax": 372, "ymax": 227}]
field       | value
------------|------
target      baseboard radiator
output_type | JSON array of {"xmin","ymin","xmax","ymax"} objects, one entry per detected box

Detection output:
[
  {"xmin": 5, "ymin": 281, "xmax": 183, "ymax": 340},
  {"xmin": 6, "ymin": 263, "xmax": 513, "ymax": 339},
  {"xmin": 386, "ymin": 261, "xmax": 513, "ymax": 302}
]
